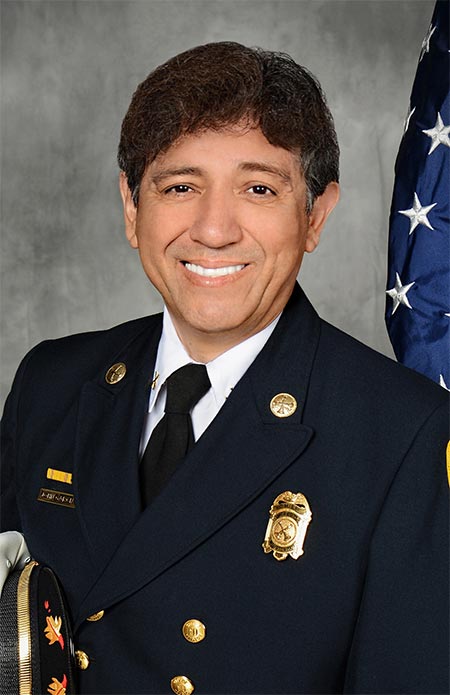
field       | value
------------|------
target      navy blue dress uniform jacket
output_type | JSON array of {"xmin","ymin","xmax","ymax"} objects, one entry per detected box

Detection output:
[{"xmin": 1, "ymin": 285, "xmax": 448, "ymax": 694}]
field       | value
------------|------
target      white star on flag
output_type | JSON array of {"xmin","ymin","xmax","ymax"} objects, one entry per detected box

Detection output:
[
  {"xmin": 439, "ymin": 374, "xmax": 449, "ymax": 390},
  {"xmin": 422, "ymin": 112, "xmax": 450, "ymax": 154},
  {"xmin": 420, "ymin": 22, "xmax": 436, "ymax": 61},
  {"xmin": 399, "ymin": 192, "xmax": 437, "ymax": 234},
  {"xmin": 386, "ymin": 273, "xmax": 415, "ymax": 315}
]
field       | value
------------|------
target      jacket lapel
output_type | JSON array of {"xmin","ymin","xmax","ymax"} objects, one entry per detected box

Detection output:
[
  {"xmin": 74, "ymin": 285, "xmax": 320, "ymax": 627},
  {"xmin": 73, "ymin": 317, "xmax": 162, "ymax": 567}
]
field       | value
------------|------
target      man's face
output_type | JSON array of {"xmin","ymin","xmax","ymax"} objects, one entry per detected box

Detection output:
[{"xmin": 121, "ymin": 127, "xmax": 338, "ymax": 359}]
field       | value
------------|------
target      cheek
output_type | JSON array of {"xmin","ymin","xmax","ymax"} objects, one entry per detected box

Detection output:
[
  {"xmin": 135, "ymin": 217, "xmax": 168, "ymax": 257},
  {"xmin": 266, "ymin": 235, "xmax": 306, "ymax": 286},
  {"xmin": 256, "ymin": 218, "xmax": 305, "ymax": 264}
]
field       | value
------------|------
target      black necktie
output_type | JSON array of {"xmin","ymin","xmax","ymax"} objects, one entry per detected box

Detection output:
[{"xmin": 140, "ymin": 363, "xmax": 211, "ymax": 506}]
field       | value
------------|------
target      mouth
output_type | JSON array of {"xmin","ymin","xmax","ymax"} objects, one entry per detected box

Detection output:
[{"xmin": 183, "ymin": 262, "xmax": 247, "ymax": 278}]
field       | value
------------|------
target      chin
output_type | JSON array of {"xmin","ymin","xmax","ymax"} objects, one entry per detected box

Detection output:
[{"xmin": 181, "ymin": 305, "xmax": 250, "ymax": 336}]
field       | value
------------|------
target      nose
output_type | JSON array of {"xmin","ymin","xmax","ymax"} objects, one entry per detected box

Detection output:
[{"xmin": 189, "ymin": 188, "xmax": 243, "ymax": 248}]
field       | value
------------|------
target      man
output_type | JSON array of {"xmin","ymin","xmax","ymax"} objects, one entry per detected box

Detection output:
[{"xmin": 1, "ymin": 42, "xmax": 448, "ymax": 694}]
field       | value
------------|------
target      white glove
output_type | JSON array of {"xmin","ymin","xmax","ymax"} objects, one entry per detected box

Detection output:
[{"xmin": 0, "ymin": 531, "xmax": 32, "ymax": 597}]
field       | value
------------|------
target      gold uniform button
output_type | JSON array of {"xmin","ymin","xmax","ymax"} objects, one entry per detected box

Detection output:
[
  {"xmin": 75, "ymin": 650, "xmax": 90, "ymax": 670},
  {"xmin": 270, "ymin": 393, "xmax": 297, "ymax": 418},
  {"xmin": 86, "ymin": 610, "xmax": 104, "ymax": 622},
  {"xmin": 105, "ymin": 362, "xmax": 126, "ymax": 384},
  {"xmin": 182, "ymin": 619, "xmax": 206, "ymax": 643},
  {"xmin": 171, "ymin": 676, "xmax": 194, "ymax": 695}
]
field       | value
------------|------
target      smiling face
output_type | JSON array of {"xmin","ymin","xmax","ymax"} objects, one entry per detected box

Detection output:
[{"xmin": 120, "ymin": 127, "xmax": 339, "ymax": 361}]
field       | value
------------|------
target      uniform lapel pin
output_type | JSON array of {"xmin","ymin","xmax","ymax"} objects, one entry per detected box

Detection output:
[
  {"xmin": 262, "ymin": 491, "xmax": 312, "ymax": 560},
  {"xmin": 270, "ymin": 393, "xmax": 297, "ymax": 418},
  {"xmin": 151, "ymin": 371, "xmax": 160, "ymax": 390},
  {"xmin": 105, "ymin": 362, "xmax": 127, "ymax": 384}
]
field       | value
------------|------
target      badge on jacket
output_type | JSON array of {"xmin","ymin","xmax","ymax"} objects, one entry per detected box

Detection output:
[{"xmin": 262, "ymin": 491, "xmax": 312, "ymax": 561}]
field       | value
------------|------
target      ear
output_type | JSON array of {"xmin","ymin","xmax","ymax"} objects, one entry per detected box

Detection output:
[
  {"xmin": 305, "ymin": 182, "xmax": 340, "ymax": 253},
  {"xmin": 119, "ymin": 172, "xmax": 139, "ymax": 249}
]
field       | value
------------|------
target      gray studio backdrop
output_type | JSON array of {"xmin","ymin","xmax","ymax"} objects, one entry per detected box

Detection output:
[{"xmin": 1, "ymin": 0, "xmax": 435, "ymax": 407}]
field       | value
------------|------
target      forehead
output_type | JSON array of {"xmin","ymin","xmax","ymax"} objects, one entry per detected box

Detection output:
[{"xmin": 149, "ymin": 126, "xmax": 301, "ymax": 177}]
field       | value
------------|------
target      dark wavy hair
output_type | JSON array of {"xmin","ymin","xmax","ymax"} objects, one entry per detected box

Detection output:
[{"xmin": 118, "ymin": 41, "xmax": 339, "ymax": 210}]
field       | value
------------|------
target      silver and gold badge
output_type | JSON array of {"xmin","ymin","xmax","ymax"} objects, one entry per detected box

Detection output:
[{"xmin": 262, "ymin": 491, "xmax": 312, "ymax": 561}]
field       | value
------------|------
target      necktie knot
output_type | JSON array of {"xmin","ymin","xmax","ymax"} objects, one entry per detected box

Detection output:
[{"xmin": 165, "ymin": 363, "xmax": 211, "ymax": 414}]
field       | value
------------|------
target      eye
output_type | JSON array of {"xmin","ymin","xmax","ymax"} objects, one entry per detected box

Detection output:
[
  {"xmin": 164, "ymin": 184, "xmax": 194, "ymax": 195},
  {"xmin": 247, "ymin": 185, "xmax": 276, "ymax": 196}
]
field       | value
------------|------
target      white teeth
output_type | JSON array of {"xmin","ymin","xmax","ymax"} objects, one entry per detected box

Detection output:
[{"xmin": 184, "ymin": 263, "xmax": 245, "ymax": 278}]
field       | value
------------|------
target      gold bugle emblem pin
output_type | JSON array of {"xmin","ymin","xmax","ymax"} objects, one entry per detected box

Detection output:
[
  {"xmin": 105, "ymin": 362, "xmax": 126, "ymax": 385},
  {"xmin": 270, "ymin": 393, "xmax": 297, "ymax": 418},
  {"xmin": 262, "ymin": 491, "xmax": 312, "ymax": 560}
]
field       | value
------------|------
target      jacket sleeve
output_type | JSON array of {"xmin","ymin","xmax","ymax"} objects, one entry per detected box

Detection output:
[{"xmin": 344, "ymin": 399, "xmax": 449, "ymax": 694}]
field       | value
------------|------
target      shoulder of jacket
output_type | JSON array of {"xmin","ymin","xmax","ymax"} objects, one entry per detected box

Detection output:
[
  {"xmin": 318, "ymin": 319, "xmax": 448, "ymax": 411},
  {"xmin": 15, "ymin": 314, "xmax": 162, "ymax": 382}
]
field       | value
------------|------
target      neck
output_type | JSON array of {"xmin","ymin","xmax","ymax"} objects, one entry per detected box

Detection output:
[
  {"xmin": 173, "ymin": 328, "xmax": 246, "ymax": 363},
  {"xmin": 168, "ymin": 315, "xmax": 277, "ymax": 363}
]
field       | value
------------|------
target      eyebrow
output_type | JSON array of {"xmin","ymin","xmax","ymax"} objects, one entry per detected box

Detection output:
[
  {"xmin": 149, "ymin": 167, "xmax": 203, "ymax": 185},
  {"xmin": 149, "ymin": 161, "xmax": 293, "ymax": 186},
  {"xmin": 238, "ymin": 161, "xmax": 293, "ymax": 184}
]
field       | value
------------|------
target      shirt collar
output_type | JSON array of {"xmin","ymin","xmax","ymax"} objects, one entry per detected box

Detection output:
[{"xmin": 148, "ymin": 308, "xmax": 280, "ymax": 412}]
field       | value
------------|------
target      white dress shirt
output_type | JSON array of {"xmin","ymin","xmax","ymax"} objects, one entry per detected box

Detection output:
[{"xmin": 139, "ymin": 308, "xmax": 280, "ymax": 455}]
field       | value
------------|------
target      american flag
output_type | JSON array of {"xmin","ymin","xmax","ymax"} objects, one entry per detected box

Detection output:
[{"xmin": 386, "ymin": 0, "xmax": 450, "ymax": 388}]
